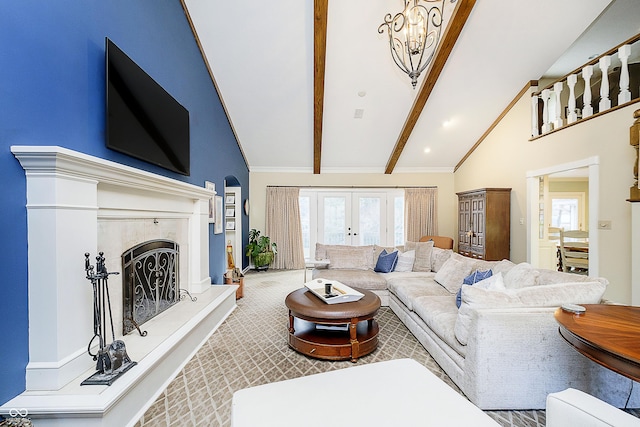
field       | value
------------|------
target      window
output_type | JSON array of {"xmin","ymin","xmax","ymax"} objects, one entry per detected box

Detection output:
[{"xmin": 550, "ymin": 192, "xmax": 586, "ymax": 231}]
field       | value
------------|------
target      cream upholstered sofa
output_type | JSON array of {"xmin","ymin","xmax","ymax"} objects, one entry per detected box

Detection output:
[
  {"xmin": 546, "ymin": 388, "xmax": 640, "ymax": 426},
  {"xmin": 311, "ymin": 236, "xmax": 453, "ymax": 306},
  {"xmin": 312, "ymin": 238, "xmax": 640, "ymax": 410}
]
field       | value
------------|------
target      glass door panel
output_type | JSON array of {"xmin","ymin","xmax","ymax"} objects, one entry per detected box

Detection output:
[
  {"xmin": 319, "ymin": 194, "xmax": 349, "ymax": 244},
  {"xmin": 353, "ymin": 194, "xmax": 385, "ymax": 246}
]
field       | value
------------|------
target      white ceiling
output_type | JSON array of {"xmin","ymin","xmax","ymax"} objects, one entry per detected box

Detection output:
[{"xmin": 184, "ymin": 0, "xmax": 640, "ymax": 174}]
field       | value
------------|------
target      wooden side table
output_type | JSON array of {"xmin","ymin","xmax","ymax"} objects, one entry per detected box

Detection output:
[{"xmin": 555, "ymin": 304, "xmax": 640, "ymax": 382}]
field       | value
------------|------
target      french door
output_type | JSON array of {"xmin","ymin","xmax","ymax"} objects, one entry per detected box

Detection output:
[
  {"xmin": 318, "ymin": 192, "xmax": 387, "ymax": 246},
  {"xmin": 300, "ymin": 190, "xmax": 403, "ymax": 258}
]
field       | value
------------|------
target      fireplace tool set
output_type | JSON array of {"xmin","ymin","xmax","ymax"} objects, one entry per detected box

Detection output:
[{"xmin": 81, "ymin": 252, "xmax": 137, "ymax": 386}]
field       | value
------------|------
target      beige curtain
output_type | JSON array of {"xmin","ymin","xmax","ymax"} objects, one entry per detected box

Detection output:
[
  {"xmin": 265, "ymin": 187, "xmax": 305, "ymax": 269},
  {"xmin": 404, "ymin": 187, "xmax": 438, "ymax": 242}
]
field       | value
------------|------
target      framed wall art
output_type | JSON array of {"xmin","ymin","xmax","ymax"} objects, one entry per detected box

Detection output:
[
  {"xmin": 205, "ymin": 181, "xmax": 216, "ymax": 224},
  {"xmin": 214, "ymin": 196, "xmax": 223, "ymax": 234}
]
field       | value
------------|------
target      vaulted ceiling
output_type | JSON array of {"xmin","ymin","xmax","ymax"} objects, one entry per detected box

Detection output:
[{"xmin": 183, "ymin": 0, "xmax": 639, "ymax": 174}]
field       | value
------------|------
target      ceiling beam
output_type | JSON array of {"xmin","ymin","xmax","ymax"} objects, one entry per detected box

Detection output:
[
  {"xmin": 384, "ymin": 0, "xmax": 476, "ymax": 174},
  {"xmin": 314, "ymin": 0, "xmax": 328, "ymax": 174}
]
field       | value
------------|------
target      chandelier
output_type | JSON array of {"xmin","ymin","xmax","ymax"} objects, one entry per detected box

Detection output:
[{"xmin": 378, "ymin": 0, "xmax": 453, "ymax": 89}]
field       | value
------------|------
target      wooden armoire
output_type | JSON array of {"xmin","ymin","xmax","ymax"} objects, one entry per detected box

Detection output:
[{"xmin": 456, "ymin": 188, "xmax": 511, "ymax": 261}]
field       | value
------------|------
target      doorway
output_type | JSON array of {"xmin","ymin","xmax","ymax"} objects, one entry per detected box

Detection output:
[{"xmin": 526, "ymin": 157, "xmax": 599, "ymax": 276}]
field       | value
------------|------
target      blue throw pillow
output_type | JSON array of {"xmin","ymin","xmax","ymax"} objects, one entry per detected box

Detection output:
[
  {"xmin": 456, "ymin": 269, "xmax": 493, "ymax": 308},
  {"xmin": 374, "ymin": 249, "xmax": 398, "ymax": 273}
]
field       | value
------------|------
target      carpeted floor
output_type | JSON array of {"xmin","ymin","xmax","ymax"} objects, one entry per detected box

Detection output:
[{"xmin": 135, "ymin": 269, "xmax": 546, "ymax": 426}]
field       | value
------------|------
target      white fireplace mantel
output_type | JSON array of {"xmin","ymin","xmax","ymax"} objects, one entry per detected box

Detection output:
[{"xmin": 3, "ymin": 146, "xmax": 236, "ymax": 426}]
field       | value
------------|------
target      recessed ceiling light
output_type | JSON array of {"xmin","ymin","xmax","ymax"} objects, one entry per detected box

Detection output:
[
  {"xmin": 357, "ymin": 91, "xmax": 367, "ymax": 97},
  {"xmin": 424, "ymin": 147, "xmax": 431, "ymax": 154},
  {"xmin": 442, "ymin": 119, "xmax": 454, "ymax": 128}
]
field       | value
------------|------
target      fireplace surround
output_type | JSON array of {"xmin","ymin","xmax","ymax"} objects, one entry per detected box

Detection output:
[{"xmin": 2, "ymin": 146, "xmax": 237, "ymax": 426}]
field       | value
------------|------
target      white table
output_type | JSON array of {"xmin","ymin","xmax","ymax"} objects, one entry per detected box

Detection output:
[
  {"xmin": 231, "ymin": 358, "xmax": 500, "ymax": 426},
  {"xmin": 304, "ymin": 258, "xmax": 329, "ymax": 282}
]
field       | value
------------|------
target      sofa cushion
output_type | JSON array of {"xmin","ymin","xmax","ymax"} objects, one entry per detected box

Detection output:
[
  {"xmin": 315, "ymin": 243, "xmax": 343, "ymax": 260},
  {"xmin": 411, "ymin": 296, "xmax": 466, "ymax": 358},
  {"xmin": 326, "ymin": 245, "xmax": 374, "ymax": 270},
  {"xmin": 454, "ymin": 278, "xmax": 606, "ymax": 345},
  {"xmin": 374, "ymin": 249, "xmax": 398, "ymax": 273},
  {"xmin": 514, "ymin": 281, "xmax": 606, "ymax": 306},
  {"xmin": 456, "ymin": 269, "xmax": 494, "ymax": 308},
  {"xmin": 536, "ymin": 268, "xmax": 608, "ymax": 286},
  {"xmin": 405, "ymin": 240, "xmax": 434, "ymax": 272},
  {"xmin": 503, "ymin": 262, "xmax": 540, "ymax": 289},
  {"xmin": 490, "ymin": 259, "xmax": 516, "ymax": 276},
  {"xmin": 388, "ymin": 278, "xmax": 451, "ymax": 311},
  {"xmin": 312, "ymin": 269, "xmax": 388, "ymax": 291},
  {"xmin": 431, "ymin": 247, "xmax": 453, "ymax": 273},
  {"xmin": 394, "ymin": 250, "xmax": 415, "ymax": 272},
  {"xmin": 434, "ymin": 255, "xmax": 475, "ymax": 293}
]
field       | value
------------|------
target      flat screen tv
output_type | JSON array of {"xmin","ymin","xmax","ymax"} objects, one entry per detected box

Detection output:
[{"xmin": 106, "ymin": 38, "xmax": 190, "ymax": 176}]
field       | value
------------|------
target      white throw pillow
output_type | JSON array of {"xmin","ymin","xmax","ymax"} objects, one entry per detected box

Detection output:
[
  {"xmin": 404, "ymin": 240, "xmax": 434, "ymax": 272},
  {"xmin": 503, "ymin": 262, "xmax": 540, "ymax": 289},
  {"xmin": 434, "ymin": 256, "xmax": 474, "ymax": 293},
  {"xmin": 474, "ymin": 272, "xmax": 506, "ymax": 291},
  {"xmin": 431, "ymin": 247, "xmax": 453, "ymax": 273},
  {"xmin": 491, "ymin": 259, "xmax": 516, "ymax": 276},
  {"xmin": 394, "ymin": 250, "xmax": 415, "ymax": 272}
]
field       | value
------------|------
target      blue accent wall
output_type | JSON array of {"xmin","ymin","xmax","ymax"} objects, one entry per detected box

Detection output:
[{"xmin": 0, "ymin": 1, "xmax": 248, "ymax": 404}]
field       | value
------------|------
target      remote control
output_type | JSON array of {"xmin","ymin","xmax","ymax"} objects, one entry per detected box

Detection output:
[{"xmin": 561, "ymin": 303, "xmax": 586, "ymax": 314}]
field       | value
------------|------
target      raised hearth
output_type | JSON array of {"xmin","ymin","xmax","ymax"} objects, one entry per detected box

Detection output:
[{"xmin": 2, "ymin": 146, "xmax": 237, "ymax": 426}]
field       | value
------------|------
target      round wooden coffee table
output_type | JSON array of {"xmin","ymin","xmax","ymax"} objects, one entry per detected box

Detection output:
[{"xmin": 285, "ymin": 287, "xmax": 380, "ymax": 362}]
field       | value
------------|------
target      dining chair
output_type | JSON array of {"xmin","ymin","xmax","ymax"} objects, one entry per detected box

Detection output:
[{"xmin": 558, "ymin": 229, "xmax": 589, "ymax": 274}]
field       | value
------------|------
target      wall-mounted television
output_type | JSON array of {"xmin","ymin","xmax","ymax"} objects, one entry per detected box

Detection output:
[{"xmin": 106, "ymin": 38, "xmax": 190, "ymax": 176}]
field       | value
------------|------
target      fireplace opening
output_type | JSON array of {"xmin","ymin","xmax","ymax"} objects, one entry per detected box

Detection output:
[{"xmin": 122, "ymin": 239, "xmax": 179, "ymax": 335}]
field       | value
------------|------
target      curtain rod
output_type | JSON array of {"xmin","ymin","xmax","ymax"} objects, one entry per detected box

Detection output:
[{"xmin": 266, "ymin": 185, "xmax": 437, "ymax": 189}]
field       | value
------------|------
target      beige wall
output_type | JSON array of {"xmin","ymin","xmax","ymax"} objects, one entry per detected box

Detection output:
[
  {"xmin": 248, "ymin": 171, "xmax": 457, "ymax": 246},
  {"xmin": 454, "ymin": 88, "xmax": 639, "ymax": 303}
]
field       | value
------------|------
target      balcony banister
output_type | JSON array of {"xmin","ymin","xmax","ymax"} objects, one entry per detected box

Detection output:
[
  {"xmin": 531, "ymin": 32, "xmax": 640, "ymax": 137},
  {"xmin": 534, "ymin": 33, "xmax": 640, "ymax": 96}
]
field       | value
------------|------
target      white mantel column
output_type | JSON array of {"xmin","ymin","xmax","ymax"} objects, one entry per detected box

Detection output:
[{"xmin": 16, "ymin": 161, "xmax": 98, "ymax": 390}]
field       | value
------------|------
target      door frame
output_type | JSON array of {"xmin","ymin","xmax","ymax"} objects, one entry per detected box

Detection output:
[{"xmin": 526, "ymin": 156, "xmax": 599, "ymax": 276}]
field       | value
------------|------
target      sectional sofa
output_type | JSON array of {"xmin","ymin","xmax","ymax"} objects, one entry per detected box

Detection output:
[{"xmin": 311, "ymin": 237, "xmax": 640, "ymax": 410}]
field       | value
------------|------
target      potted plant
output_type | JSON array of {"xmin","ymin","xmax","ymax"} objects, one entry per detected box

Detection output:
[{"xmin": 245, "ymin": 229, "xmax": 277, "ymax": 271}]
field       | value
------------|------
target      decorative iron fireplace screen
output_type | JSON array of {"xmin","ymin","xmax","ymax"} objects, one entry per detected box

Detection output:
[{"xmin": 122, "ymin": 239, "xmax": 179, "ymax": 335}]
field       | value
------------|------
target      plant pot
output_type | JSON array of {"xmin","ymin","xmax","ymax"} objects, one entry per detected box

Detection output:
[{"xmin": 253, "ymin": 252, "xmax": 274, "ymax": 270}]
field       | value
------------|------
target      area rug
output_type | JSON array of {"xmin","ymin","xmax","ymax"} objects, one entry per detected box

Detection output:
[{"xmin": 135, "ymin": 269, "xmax": 545, "ymax": 427}]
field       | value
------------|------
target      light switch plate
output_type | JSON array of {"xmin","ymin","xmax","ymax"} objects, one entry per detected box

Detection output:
[{"xmin": 598, "ymin": 220, "xmax": 612, "ymax": 230}]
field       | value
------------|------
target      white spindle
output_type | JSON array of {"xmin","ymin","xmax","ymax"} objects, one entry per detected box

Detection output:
[
  {"xmin": 531, "ymin": 94, "xmax": 539, "ymax": 137},
  {"xmin": 582, "ymin": 65, "xmax": 593, "ymax": 118},
  {"xmin": 541, "ymin": 88, "xmax": 551, "ymax": 133},
  {"xmin": 618, "ymin": 44, "xmax": 632, "ymax": 104},
  {"xmin": 553, "ymin": 81, "xmax": 564, "ymax": 129},
  {"xmin": 567, "ymin": 74, "xmax": 578, "ymax": 124},
  {"xmin": 599, "ymin": 55, "xmax": 611, "ymax": 112}
]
